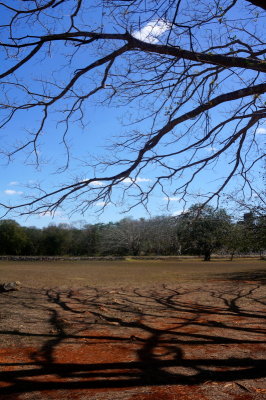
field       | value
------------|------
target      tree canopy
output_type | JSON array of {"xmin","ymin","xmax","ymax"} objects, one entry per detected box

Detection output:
[
  {"xmin": 0, "ymin": 205, "xmax": 264, "ymax": 258},
  {"xmin": 0, "ymin": 0, "xmax": 265, "ymax": 217},
  {"xmin": 178, "ymin": 204, "xmax": 231, "ymax": 260}
]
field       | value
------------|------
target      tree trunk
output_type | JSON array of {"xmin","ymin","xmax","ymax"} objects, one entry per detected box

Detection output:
[{"xmin": 204, "ymin": 249, "xmax": 211, "ymax": 261}]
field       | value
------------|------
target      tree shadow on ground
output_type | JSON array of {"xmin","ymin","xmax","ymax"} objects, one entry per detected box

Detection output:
[
  {"xmin": 214, "ymin": 269, "xmax": 266, "ymax": 285},
  {"xmin": 0, "ymin": 280, "xmax": 265, "ymax": 397}
]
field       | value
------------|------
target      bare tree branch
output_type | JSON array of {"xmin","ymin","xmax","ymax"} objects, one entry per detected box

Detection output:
[{"xmin": 0, "ymin": 0, "xmax": 265, "ymax": 217}]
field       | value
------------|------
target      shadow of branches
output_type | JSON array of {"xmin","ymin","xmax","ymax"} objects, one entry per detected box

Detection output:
[
  {"xmin": 214, "ymin": 269, "xmax": 266, "ymax": 285},
  {"xmin": 0, "ymin": 280, "xmax": 265, "ymax": 397}
]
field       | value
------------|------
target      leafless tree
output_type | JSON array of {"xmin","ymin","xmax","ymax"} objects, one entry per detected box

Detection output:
[
  {"xmin": 141, "ymin": 216, "xmax": 181, "ymax": 255},
  {"xmin": 0, "ymin": 0, "xmax": 265, "ymax": 217},
  {"xmin": 99, "ymin": 218, "xmax": 145, "ymax": 255}
]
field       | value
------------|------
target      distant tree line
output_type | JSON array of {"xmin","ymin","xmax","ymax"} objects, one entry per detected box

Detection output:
[{"xmin": 0, "ymin": 205, "xmax": 265, "ymax": 261}]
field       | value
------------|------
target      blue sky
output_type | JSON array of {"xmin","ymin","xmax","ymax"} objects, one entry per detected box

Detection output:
[
  {"xmin": 0, "ymin": 1, "xmax": 265, "ymax": 227},
  {"xmin": 1, "ymin": 104, "xmax": 264, "ymax": 228}
]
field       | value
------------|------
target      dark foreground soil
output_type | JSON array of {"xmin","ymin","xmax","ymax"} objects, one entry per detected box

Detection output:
[{"xmin": 0, "ymin": 259, "xmax": 265, "ymax": 399}]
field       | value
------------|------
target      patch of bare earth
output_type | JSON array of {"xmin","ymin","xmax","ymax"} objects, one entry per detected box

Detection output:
[{"xmin": 0, "ymin": 262, "xmax": 265, "ymax": 399}]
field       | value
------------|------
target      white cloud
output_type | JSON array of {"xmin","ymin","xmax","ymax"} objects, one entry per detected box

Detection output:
[
  {"xmin": 137, "ymin": 177, "xmax": 151, "ymax": 182},
  {"xmin": 39, "ymin": 211, "xmax": 63, "ymax": 217},
  {"xmin": 4, "ymin": 189, "xmax": 23, "ymax": 195},
  {"xmin": 122, "ymin": 178, "xmax": 133, "ymax": 183},
  {"xmin": 133, "ymin": 19, "xmax": 171, "ymax": 44},
  {"xmin": 172, "ymin": 209, "xmax": 188, "ymax": 216},
  {"xmin": 96, "ymin": 201, "xmax": 107, "ymax": 207},
  {"xmin": 256, "ymin": 127, "xmax": 266, "ymax": 135},
  {"xmin": 163, "ymin": 196, "xmax": 180, "ymax": 202},
  {"xmin": 122, "ymin": 177, "xmax": 151, "ymax": 184},
  {"xmin": 205, "ymin": 147, "xmax": 218, "ymax": 152},
  {"xmin": 9, "ymin": 181, "xmax": 19, "ymax": 186},
  {"xmin": 88, "ymin": 180, "xmax": 103, "ymax": 186}
]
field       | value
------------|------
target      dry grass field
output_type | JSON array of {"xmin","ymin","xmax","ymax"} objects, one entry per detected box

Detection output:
[
  {"xmin": 0, "ymin": 257, "xmax": 265, "ymax": 288},
  {"xmin": 0, "ymin": 258, "xmax": 265, "ymax": 400}
]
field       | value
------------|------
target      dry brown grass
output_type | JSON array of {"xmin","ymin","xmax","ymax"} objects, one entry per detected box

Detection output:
[
  {"xmin": 0, "ymin": 258, "xmax": 265, "ymax": 288},
  {"xmin": 0, "ymin": 258, "xmax": 265, "ymax": 399}
]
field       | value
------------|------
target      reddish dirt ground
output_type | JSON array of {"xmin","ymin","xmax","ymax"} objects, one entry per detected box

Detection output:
[{"xmin": 0, "ymin": 261, "xmax": 265, "ymax": 399}]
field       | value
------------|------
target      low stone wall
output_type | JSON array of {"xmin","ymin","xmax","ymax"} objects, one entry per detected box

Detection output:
[
  {"xmin": 0, "ymin": 255, "xmax": 192, "ymax": 262},
  {"xmin": 0, "ymin": 256, "xmax": 125, "ymax": 262},
  {"xmin": 0, "ymin": 254, "xmax": 262, "ymax": 262}
]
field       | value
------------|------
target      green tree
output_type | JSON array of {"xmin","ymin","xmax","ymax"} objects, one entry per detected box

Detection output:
[
  {"xmin": 0, "ymin": 220, "xmax": 28, "ymax": 255},
  {"xmin": 41, "ymin": 224, "xmax": 71, "ymax": 256},
  {"xmin": 241, "ymin": 212, "xmax": 266, "ymax": 256},
  {"xmin": 23, "ymin": 226, "xmax": 43, "ymax": 255},
  {"xmin": 178, "ymin": 205, "xmax": 231, "ymax": 261},
  {"xmin": 224, "ymin": 223, "xmax": 248, "ymax": 260}
]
